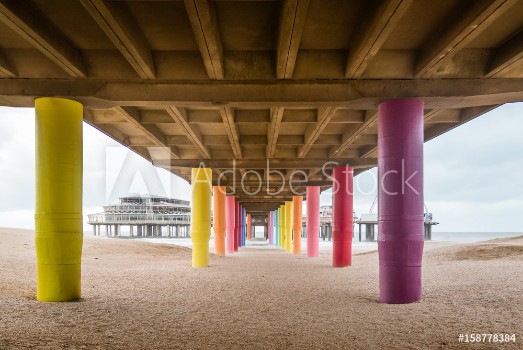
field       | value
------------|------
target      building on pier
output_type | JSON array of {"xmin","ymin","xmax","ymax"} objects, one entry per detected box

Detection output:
[
  {"xmin": 354, "ymin": 212, "xmax": 439, "ymax": 242},
  {"xmin": 87, "ymin": 195, "xmax": 191, "ymax": 238}
]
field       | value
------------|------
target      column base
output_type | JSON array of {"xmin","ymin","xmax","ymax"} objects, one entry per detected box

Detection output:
[
  {"xmin": 37, "ymin": 263, "xmax": 81, "ymax": 302},
  {"xmin": 379, "ymin": 265, "xmax": 422, "ymax": 304},
  {"xmin": 192, "ymin": 244, "xmax": 209, "ymax": 267},
  {"xmin": 333, "ymin": 241, "xmax": 352, "ymax": 267}
]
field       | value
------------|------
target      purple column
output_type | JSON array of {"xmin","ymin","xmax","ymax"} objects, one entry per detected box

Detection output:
[
  {"xmin": 378, "ymin": 99, "xmax": 424, "ymax": 304},
  {"xmin": 234, "ymin": 201, "xmax": 239, "ymax": 252},
  {"xmin": 268, "ymin": 212, "xmax": 273, "ymax": 245},
  {"xmin": 332, "ymin": 166, "xmax": 353, "ymax": 267}
]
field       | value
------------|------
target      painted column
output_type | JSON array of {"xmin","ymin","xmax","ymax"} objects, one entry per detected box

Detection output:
[
  {"xmin": 285, "ymin": 201, "xmax": 293, "ymax": 253},
  {"xmin": 35, "ymin": 98, "xmax": 83, "ymax": 302},
  {"xmin": 190, "ymin": 168, "xmax": 212, "ymax": 267},
  {"xmin": 306, "ymin": 186, "xmax": 320, "ymax": 257},
  {"xmin": 240, "ymin": 206, "xmax": 244, "ymax": 247},
  {"xmin": 268, "ymin": 212, "xmax": 273, "ymax": 245},
  {"xmin": 292, "ymin": 196, "xmax": 303, "ymax": 255},
  {"xmin": 274, "ymin": 210, "xmax": 279, "ymax": 246},
  {"xmin": 213, "ymin": 186, "xmax": 226, "ymax": 256},
  {"xmin": 234, "ymin": 200, "xmax": 239, "ymax": 251},
  {"xmin": 225, "ymin": 196, "xmax": 235, "ymax": 254},
  {"xmin": 279, "ymin": 205, "xmax": 284, "ymax": 248},
  {"xmin": 332, "ymin": 165, "xmax": 353, "ymax": 267},
  {"xmin": 378, "ymin": 99, "xmax": 424, "ymax": 304},
  {"xmin": 242, "ymin": 206, "xmax": 247, "ymax": 247},
  {"xmin": 247, "ymin": 213, "xmax": 251, "ymax": 241},
  {"xmin": 238, "ymin": 204, "xmax": 243, "ymax": 247}
]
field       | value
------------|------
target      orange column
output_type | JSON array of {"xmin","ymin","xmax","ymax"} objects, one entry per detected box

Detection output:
[
  {"xmin": 213, "ymin": 186, "xmax": 226, "ymax": 255},
  {"xmin": 293, "ymin": 196, "xmax": 303, "ymax": 255},
  {"xmin": 247, "ymin": 213, "xmax": 251, "ymax": 240}
]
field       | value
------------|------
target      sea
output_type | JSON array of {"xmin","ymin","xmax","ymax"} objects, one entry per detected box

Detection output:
[{"xmin": 430, "ymin": 231, "xmax": 522, "ymax": 243}]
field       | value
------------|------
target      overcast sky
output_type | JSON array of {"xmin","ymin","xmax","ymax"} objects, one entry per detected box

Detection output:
[{"xmin": 0, "ymin": 103, "xmax": 521, "ymax": 232}]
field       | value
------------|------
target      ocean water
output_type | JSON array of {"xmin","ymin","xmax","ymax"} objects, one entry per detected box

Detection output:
[{"xmin": 430, "ymin": 231, "xmax": 522, "ymax": 243}]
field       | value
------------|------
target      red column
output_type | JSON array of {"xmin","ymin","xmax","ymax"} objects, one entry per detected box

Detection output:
[
  {"xmin": 225, "ymin": 195, "xmax": 235, "ymax": 254},
  {"xmin": 332, "ymin": 165, "xmax": 353, "ymax": 267},
  {"xmin": 234, "ymin": 200, "xmax": 239, "ymax": 252},
  {"xmin": 378, "ymin": 99, "xmax": 424, "ymax": 304},
  {"xmin": 306, "ymin": 186, "xmax": 320, "ymax": 257}
]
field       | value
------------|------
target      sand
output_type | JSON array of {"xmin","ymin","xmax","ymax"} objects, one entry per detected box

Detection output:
[{"xmin": 0, "ymin": 227, "xmax": 521, "ymax": 349}]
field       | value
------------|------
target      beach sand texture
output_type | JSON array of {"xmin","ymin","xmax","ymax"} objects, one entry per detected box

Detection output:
[{"xmin": 0, "ymin": 227, "xmax": 521, "ymax": 349}]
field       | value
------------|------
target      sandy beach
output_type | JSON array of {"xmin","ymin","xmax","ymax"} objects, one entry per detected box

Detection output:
[{"xmin": 0, "ymin": 227, "xmax": 521, "ymax": 349}]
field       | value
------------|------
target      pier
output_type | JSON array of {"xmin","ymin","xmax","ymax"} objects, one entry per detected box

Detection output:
[
  {"xmin": 87, "ymin": 195, "xmax": 191, "ymax": 238},
  {"xmin": 0, "ymin": 0, "xmax": 522, "ymax": 305}
]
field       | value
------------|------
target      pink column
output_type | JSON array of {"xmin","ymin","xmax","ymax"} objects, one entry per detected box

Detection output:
[
  {"xmin": 306, "ymin": 186, "xmax": 320, "ymax": 257},
  {"xmin": 234, "ymin": 200, "xmax": 239, "ymax": 252},
  {"xmin": 378, "ymin": 98, "xmax": 424, "ymax": 304},
  {"xmin": 225, "ymin": 196, "xmax": 235, "ymax": 254},
  {"xmin": 332, "ymin": 165, "xmax": 353, "ymax": 267},
  {"xmin": 268, "ymin": 212, "xmax": 273, "ymax": 245}
]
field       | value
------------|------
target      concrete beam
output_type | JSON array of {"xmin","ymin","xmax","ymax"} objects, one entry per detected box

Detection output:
[
  {"xmin": 416, "ymin": 0, "xmax": 519, "ymax": 78},
  {"xmin": 79, "ymin": 0, "xmax": 156, "ymax": 79},
  {"xmin": 276, "ymin": 0, "xmax": 309, "ymax": 79},
  {"xmin": 0, "ymin": 50, "xmax": 15, "ymax": 77},
  {"xmin": 0, "ymin": 0, "xmax": 87, "ymax": 77},
  {"xmin": 114, "ymin": 106, "xmax": 180, "ymax": 159},
  {"xmin": 1, "ymin": 79, "xmax": 521, "ymax": 109},
  {"xmin": 157, "ymin": 158, "xmax": 377, "ymax": 169},
  {"xmin": 219, "ymin": 107, "xmax": 242, "ymax": 158},
  {"xmin": 165, "ymin": 106, "xmax": 211, "ymax": 158},
  {"xmin": 266, "ymin": 107, "xmax": 284, "ymax": 158},
  {"xmin": 329, "ymin": 110, "xmax": 377, "ymax": 157},
  {"xmin": 184, "ymin": 0, "xmax": 224, "ymax": 79},
  {"xmin": 486, "ymin": 30, "xmax": 523, "ymax": 77},
  {"xmin": 345, "ymin": 0, "xmax": 412, "ymax": 78},
  {"xmin": 298, "ymin": 107, "xmax": 336, "ymax": 157},
  {"xmin": 424, "ymin": 105, "xmax": 499, "ymax": 141}
]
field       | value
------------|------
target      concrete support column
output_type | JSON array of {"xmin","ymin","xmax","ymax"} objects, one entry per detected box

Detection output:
[
  {"xmin": 284, "ymin": 201, "xmax": 293, "ymax": 253},
  {"xmin": 378, "ymin": 98, "xmax": 424, "ymax": 304},
  {"xmin": 213, "ymin": 186, "xmax": 226, "ymax": 256},
  {"xmin": 225, "ymin": 196, "xmax": 235, "ymax": 254},
  {"xmin": 238, "ymin": 204, "xmax": 245, "ymax": 247},
  {"xmin": 332, "ymin": 165, "xmax": 353, "ymax": 267},
  {"xmin": 306, "ymin": 186, "xmax": 320, "ymax": 257},
  {"xmin": 35, "ymin": 98, "xmax": 83, "ymax": 302},
  {"xmin": 274, "ymin": 210, "xmax": 278, "ymax": 246},
  {"xmin": 279, "ymin": 205, "xmax": 284, "ymax": 248},
  {"xmin": 246, "ymin": 213, "xmax": 251, "ymax": 241},
  {"xmin": 268, "ymin": 212, "xmax": 273, "ymax": 245},
  {"xmin": 292, "ymin": 196, "xmax": 303, "ymax": 255},
  {"xmin": 190, "ymin": 167, "xmax": 212, "ymax": 268},
  {"xmin": 234, "ymin": 200, "xmax": 239, "ymax": 252}
]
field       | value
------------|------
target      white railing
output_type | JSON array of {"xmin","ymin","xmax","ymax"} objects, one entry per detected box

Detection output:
[{"xmin": 87, "ymin": 213, "xmax": 191, "ymax": 225}]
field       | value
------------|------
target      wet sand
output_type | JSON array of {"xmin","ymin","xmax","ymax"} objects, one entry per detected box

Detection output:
[{"xmin": 0, "ymin": 227, "xmax": 521, "ymax": 349}]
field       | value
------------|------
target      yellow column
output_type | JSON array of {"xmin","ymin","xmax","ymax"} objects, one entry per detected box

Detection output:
[
  {"xmin": 191, "ymin": 168, "xmax": 212, "ymax": 267},
  {"xmin": 293, "ymin": 196, "xmax": 303, "ymax": 255},
  {"xmin": 285, "ymin": 201, "xmax": 293, "ymax": 253},
  {"xmin": 279, "ymin": 205, "xmax": 284, "ymax": 248},
  {"xmin": 35, "ymin": 98, "xmax": 83, "ymax": 302}
]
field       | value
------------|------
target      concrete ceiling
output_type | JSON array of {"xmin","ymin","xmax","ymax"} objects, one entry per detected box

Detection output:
[{"xmin": 0, "ymin": 0, "xmax": 522, "ymax": 212}]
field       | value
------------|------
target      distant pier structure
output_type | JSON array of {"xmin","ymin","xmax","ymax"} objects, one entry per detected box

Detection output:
[
  {"xmin": 87, "ymin": 196, "xmax": 191, "ymax": 238},
  {"xmin": 355, "ymin": 213, "xmax": 439, "ymax": 241}
]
